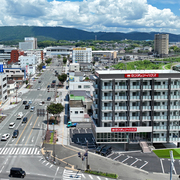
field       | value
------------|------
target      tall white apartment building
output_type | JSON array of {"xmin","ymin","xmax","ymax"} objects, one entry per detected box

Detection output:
[
  {"xmin": 154, "ymin": 34, "xmax": 169, "ymax": 58},
  {"xmin": 72, "ymin": 48, "xmax": 92, "ymax": 63},
  {"xmin": 92, "ymin": 70, "xmax": 180, "ymax": 146}
]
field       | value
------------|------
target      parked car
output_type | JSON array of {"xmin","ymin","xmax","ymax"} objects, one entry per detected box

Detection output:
[
  {"xmin": 47, "ymin": 97, "xmax": 51, "ymax": 101},
  {"xmin": 37, "ymin": 87, "xmax": 40, "ymax": 90},
  {"xmin": 28, "ymin": 100, "xmax": 32, "ymax": 104},
  {"xmin": 9, "ymin": 122, "xmax": 15, "ymax": 129},
  {"xmin": 9, "ymin": 167, "xmax": 26, "ymax": 178},
  {"xmin": 52, "ymin": 80, "xmax": 56, "ymax": 83},
  {"xmin": 1, "ymin": 133, "xmax": 10, "ymax": 141},
  {"xmin": 22, "ymin": 117, "xmax": 28, "ymax": 123},
  {"xmin": 67, "ymin": 121, "xmax": 77, "ymax": 128},
  {"xmin": 39, "ymin": 101, "xmax": 42, "ymax": 106},
  {"xmin": 96, "ymin": 145, "xmax": 106, "ymax": 154},
  {"xmin": 25, "ymin": 104, "xmax": 30, "ymax": 109},
  {"xmin": 30, "ymin": 107, "xmax": 35, "ymax": 112},
  {"xmin": 100, "ymin": 146, "xmax": 112, "ymax": 156},
  {"xmin": 23, "ymin": 101, "xmax": 27, "ymax": 105},
  {"xmin": 17, "ymin": 112, "xmax": 23, "ymax": 120},
  {"xmin": 12, "ymin": 130, "xmax": 19, "ymax": 138},
  {"xmin": 38, "ymin": 80, "xmax": 41, "ymax": 83}
]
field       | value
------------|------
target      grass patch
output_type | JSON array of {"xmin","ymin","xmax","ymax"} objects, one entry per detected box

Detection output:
[
  {"xmin": 12, "ymin": 102, "xmax": 15, "ymax": 104},
  {"xmin": 0, "ymin": 116, "xmax": 2, "ymax": 118},
  {"xmin": 84, "ymin": 170, "xmax": 118, "ymax": 179},
  {"xmin": 49, "ymin": 132, "xmax": 54, "ymax": 144},
  {"xmin": 153, "ymin": 148, "xmax": 180, "ymax": 159}
]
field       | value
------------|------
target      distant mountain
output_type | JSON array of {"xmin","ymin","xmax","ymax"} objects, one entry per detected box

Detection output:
[{"xmin": 0, "ymin": 26, "xmax": 179, "ymax": 42}]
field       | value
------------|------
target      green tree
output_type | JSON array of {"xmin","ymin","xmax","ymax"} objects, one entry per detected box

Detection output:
[
  {"xmin": 57, "ymin": 74, "xmax": 67, "ymax": 83},
  {"xmin": 63, "ymin": 57, "xmax": 67, "ymax": 64},
  {"xmin": 57, "ymin": 55, "xmax": 61, "ymax": 59},
  {"xmin": 47, "ymin": 103, "xmax": 64, "ymax": 124},
  {"xmin": 37, "ymin": 63, "xmax": 45, "ymax": 72}
]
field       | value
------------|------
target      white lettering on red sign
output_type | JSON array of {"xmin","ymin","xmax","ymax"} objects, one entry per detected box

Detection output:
[
  {"xmin": 111, "ymin": 128, "xmax": 137, "ymax": 132},
  {"xmin": 125, "ymin": 74, "xmax": 159, "ymax": 78}
]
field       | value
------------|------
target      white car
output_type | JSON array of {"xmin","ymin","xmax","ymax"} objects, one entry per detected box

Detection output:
[
  {"xmin": 1, "ymin": 133, "xmax": 10, "ymax": 141},
  {"xmin": 9, "ymin": 122, "xmax": 15, "ymax": 129},
  {"xmin": 39, "ymin": 101, "xmax": 42, "ymax": 106},
  {"xmin": 37, "ymin": 87, "xmax": 40, "ymax": 90}
]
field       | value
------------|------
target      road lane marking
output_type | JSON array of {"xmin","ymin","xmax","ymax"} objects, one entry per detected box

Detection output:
[
  {"xmin": 34, "ymin": 148, "xmax": 38, "ymax": 154},
  {"xmin": 139, "ymin": 161, "xmax": 148, "ymax": 169},
  {"xmin": 16, "ymin": 114, "xmax": 34, "ymax": 144},
  {"xmin": 25, "ymin": 117, "xmax": 39, "ymax": 145},
  {"xmin": 45, "ymin": 162, "xmax": 49, "ymax": 166},
  {"xmin": 0, "ymin": 166, "xmax": 4, "ymax": 173},
  {"xmin": 97, "ymin": 176, "xmax": 101, "ymax": 180},
  {"xmin": 28, "ymin": 148, "xmax": 32, "ymax": 154},
  {"xmin": 89, "ymin": 175, "xmax": 93, "ymax": 179},
  {"xmin": 22, "ymin": 136, "xmax": 25, "ymax": 142},
  {"xmin": 22, "ymin": 148, "xmax": 26, "ymax": 154},
  {"xmin": 49, "ymin": 164, "xmax": 53, "ymax": 168},
  {"xmin": 2, "ymin": 148, "xmax": 8, "ymax": 154},
  {"xmin": 24, "ymin": 148, "xmax": 29, "ymax": 154},
  {"xmin": 9, "ymin": 148, "xmax": 14, "ymax": 154},
  {"xmin": 31, "ymin": 148, "xmax": 34, "ymax": 154},
  {"xmin": 107, "ymin": 152, "xmax": 114, "ymax": 158},
  {"xmin": 159, "ymin": 159, "xmax": 164, "ymax": 173},
  {"xmin": 31, "ymin": 136, "xmax": 34, "ymax": 143},
  {"xmin": 15, "ymin": 148, "xmax": 20, "ymax": 154}
]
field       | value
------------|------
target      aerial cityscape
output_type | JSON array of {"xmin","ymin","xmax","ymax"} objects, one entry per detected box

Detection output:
[{"xmin": 0, "ymin": 0, "xmax": 180, "ymax": 180}]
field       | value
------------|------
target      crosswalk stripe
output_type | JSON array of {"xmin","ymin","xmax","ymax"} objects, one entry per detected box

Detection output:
[
  {"xmin": 0, "ymin": 147, "xmax": 41, "ymax": 155},
  {"xmin": 63, "ymin": 169, "xmax": 82, "ymax": 180}
]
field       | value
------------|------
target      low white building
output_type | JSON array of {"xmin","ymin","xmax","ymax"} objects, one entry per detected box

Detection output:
[
  {"xmin": 69, "ymin": 63, "xmax": 79, "ymax": 72},
  {"xmin": 7, "ymin": 80, "xmax": 16, "ymax": 95},
  {"xmin": 69, "ymin": 100, "xmax": 84, "ymax": 122},
  {"xmin": 18, "ymin": 55, "xmax": 37, "ymax": 68},
  {"xmin": 0, "ymin": 73, "xmax": 7, "ymax": 105},
  {"xmin": 69, "ymin": 81, "xmax": 94, "ymax": 96}
]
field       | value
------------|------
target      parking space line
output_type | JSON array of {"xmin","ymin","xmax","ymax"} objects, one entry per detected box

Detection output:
[
  {"xmin": 114, "ymin": 154, "xmax": 123, "ymax": 160},
  {"xmin": 130, "ymin": 158, "xmax": 140, "ymax": 166},
  {"xmin": 107, "ymin": 152, "xmax": 114, "ymax": 158},
  {"xmin": 139, "ymin": 161, "xmax": 148, "ymax": 169},
  {"xmin": 121, "ymin": 156, "xmax": 131, "ymax": 163},
  {"xmin": 159, "ymin": 159, "xmax": 164, "ymax": 173},
  {"xmin": 81, "ymin": 173, "xmax": 85, "ymax": 178},
  {"xmin": 89, "ymin": 175, "xmax": 93, "ymax": 179}
]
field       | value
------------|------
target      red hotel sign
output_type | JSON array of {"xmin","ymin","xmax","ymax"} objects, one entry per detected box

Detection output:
[
  {"xmin": 111, "ymin": 128, "xmax": 137, "ymax": 132},
  {"xmin": 125, "ymin": 74, "xmax": 159, "ymax": 78}
]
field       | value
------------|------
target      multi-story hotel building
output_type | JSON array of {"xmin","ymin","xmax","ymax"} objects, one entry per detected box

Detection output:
[
  {"xmin": 92, "ymin": 70, "xmax": 180, "ymax": 146},
  {"xmin": 72, "ymin": 47, "xmax": 92, "ymax": 63}
]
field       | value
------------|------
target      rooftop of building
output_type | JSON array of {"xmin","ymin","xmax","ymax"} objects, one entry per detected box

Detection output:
[
  {"xmin": 69, "ymin": 100, "xmax": 84, "ymax": 107},
  {"xmin": 96, "ymin": 70, "xmax": 180, "ymax": 74}
]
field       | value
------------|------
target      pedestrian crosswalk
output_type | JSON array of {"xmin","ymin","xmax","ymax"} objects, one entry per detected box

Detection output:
[
  {"xmin": 63, "ymin": 169, "xmax": 81, "ymax": 180},
  {"xmin": 0, "ymin": 147, "xmax": 40, "ymax": 155}
]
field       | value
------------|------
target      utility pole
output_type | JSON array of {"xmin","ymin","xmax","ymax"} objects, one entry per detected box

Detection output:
[{"xmin": 86, "ymin": 141, "xmax": 89, "ymax": 170}]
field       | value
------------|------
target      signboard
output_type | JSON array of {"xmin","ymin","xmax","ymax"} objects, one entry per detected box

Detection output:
[
  {"xmin": 111, "ymin": 128, "xmax": 137, "ymax": 132},
  {"xmin": 125, "ymin": 74, "xmax": 159, "ymax": 78},
  {"xmin": 0, "ymin": 64, "xmax": 3, "ymax": 73},
  {"xmin": 73, "ymin": 48, "xmax": 86, "ymax": 50},
  {"xmin": 42, "ymin": 66, "xmax": 46, "ymax": 69}
]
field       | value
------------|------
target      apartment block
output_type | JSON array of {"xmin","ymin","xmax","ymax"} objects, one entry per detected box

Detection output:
[
  {"xmin": 154, "ymin": 34, "xmax": 169, "ymax": 58},
  {"xmin": 92, "ymin": 70, "xmax": 180, "ymax": 145}
]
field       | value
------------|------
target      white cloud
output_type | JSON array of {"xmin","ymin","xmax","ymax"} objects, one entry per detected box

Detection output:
[{"xmin": 0, "ymin": 0, "xmax": 180, "ymax": 33}]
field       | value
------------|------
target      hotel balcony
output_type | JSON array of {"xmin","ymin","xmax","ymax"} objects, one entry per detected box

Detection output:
[
  {"xmin": 130, "ymin": 85, "xmax": 140, "ymax": 89},
  {"xmin": 142, "ymin": 106, "xmax": 151, "ymax": 110},
  {"xmin": 171, "ymin": 85, "xmax": 180, "ymax": 89},
  {"xmin": 102, "ymin": 86, "xmax": 112, "ymax": 90},
  {"xmin": 170, "ymin": 106, "xmax": 180, "ymax": 110},
  {"xmin": 171, "ymin": 95, "xmax": 180, "ymax": 99},
  {"xmin": 92, "ymin": 102, "xmax": 98, "ymax": 109},
  {"xmin": 115, "ymin": 106, "xmax": 127, "ymax": 110},
  {"xmin": 154, "ymin": 116, "xmax": 167, "ymax": 120},
  {"xmin": 153, "ymin": 138, "xmax": 166, "ymax": 142},
  {"xmin": 129, "ymin": 106, "xmax": 140, "ymax": 110},
  {"xmin": 153, "ymin": 126, "xmax": 167, "ymax": 130},
  {"xmin": 143, "ymin": 85, "xmax": 151, "ymax": 89},
  {"xmin": 115, "ymin": 85, "xmax": 127, "ymax": 90},
  {"xmin": 154, "ymin": 106, "xmax": 167, "ymax": 110},
  {"xmin": 130, "ymin": 96, "xmax": 140, "ymax": 100},
  {"xmin": 102, "ymin": 96, "xmax": 112, "ymax": 100},
  {"xmin": 154, "ymin": 85, "xmax": 168, "ymax": 89},
  {"xmin": 142, "ymin": 96, "xmax": 151, "ymax": 100},
  {"xmin": 115, "ymin": 116, "xmax": 127, "ymax": 120},
  {"xmin": 102, "ymin": 106, "xmax": 112, "ymax": 111},
  {"xmin": 115, "ymin": 96, "xmax": 127, "ymax": 100},
  {"xmin": 170, "ymin": 126, "xmax": 180, "ymax": 130},
  {"xmin": 129, "ymin": 116, "xmax": 140, "ymax": 120},
  {"xmin": 93, "ymin": 92, "xmax": 98, "ymax": 99},
  {"xmin": 142, "ymin": 116, "xmax": 151, "ymax": 120},
  {"xmin": 102, "ymin": 116, "xmax": 112, "ymax": 120},
  {"xmin": 170, "ymin": 116, "xmax": 180, "ymax": 120},
  {"xmin": 154, "ymin": 95, "xmax": 168, "ymax": 100},
  {"xmin": 93, "ymin": 83, "xmax": 98, "ymax": 89}
]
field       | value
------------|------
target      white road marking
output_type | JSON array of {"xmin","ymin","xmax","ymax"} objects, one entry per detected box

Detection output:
[
  {"xmin": 81, "ymin": 173, "xmax": 85, "ymax": 178},
  {"xmin": 30, "ymin": 122, "xmax": 32, "ymax": 126},
  {"xmin": 11, "ymin": 139, "xmax": 15, "ymax": 142},
  {"xmin": 28, "ymin": 148, "xmax": 32, "ymax": 154},
  {"xmin": 130, "ymin": 159, "xmax": 140, "ymax": 166},
  {"xmin": 9, "ymin": 148, "xmax": 14, "ymax": 154},
  {"xmin": 38, "ymin": 122, "xmax": 40, "ymax": 126},
  {"xmin": 49, "ymin": 164, "xmax": 53, "ymax": 168},
  {"xmin": 53, "ymin": 167, "xmax": 59, "ymax": 180},
  {"xmin": 22, "ymin": 136, "xmax": 25, "ymax": 142},
  {"xmin": 0, "ymin": 166, "xmax": 4, "ymax": 173},
  {"xmin": 31, "ymin": 136, "xmax": 34, "ymax": 143},
  {"xmin": 139, "ymin": 161, "xmax": 148, "ymax": 169},
  {"xmin": 107, "ymin": 152, "xmax": 114, "ymax": 158},
  {"xmin": 15, "ymin": 148, "xmax": 20, "ymax": 154},
  {"xmin": 2, "ymin": 148, "xmax": 8, "ymax": 155},
  {"xmin": 45, "ymin": 162, "xmax": 49, "ymax": 166},
  {"xmin": 24, "ymin": 148, "xmax": 29, "ymax": 154},
  {"xmin": 122, "ymin": 156, "xmax": 131, "ymax": 163},
  {"xmin": 34, "ymin": 148, "xmax": 38, "ymax": 154},
  {"xmin": 97, "ymin": 176, "xmax": 101, "ymax": 180},
  {"xmin": 12, "ymin": 148, "xmax": 16, "ymax": 154},
  {"xmin": 22, "ymin": 148, "xmax": 26, "ymax": 154},
  {"xmin": 89, "ymin": 175, "xmax": 93, "ymax": 179},
  {"xmin": 114, "ymin": 154, "xmax": 123, "ymax": 160},
  {"xmin": 42, "ymin": 160, "xmax": 46, "ymax": 164}
]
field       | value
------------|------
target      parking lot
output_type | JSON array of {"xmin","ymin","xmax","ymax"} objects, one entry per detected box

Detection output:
[{"xmin": 70, "ymin": 126, "xmax": 180, "ymax": 175}]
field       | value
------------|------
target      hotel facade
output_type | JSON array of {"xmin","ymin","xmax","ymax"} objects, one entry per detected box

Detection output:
[{"xmin": 92, "ymin": 70, "xmax": 180, "ymax": 145}]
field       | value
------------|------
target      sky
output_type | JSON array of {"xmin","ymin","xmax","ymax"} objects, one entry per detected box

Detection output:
[{"xmin": 1, "ymin": 0, "xmax": 180, "ymax": 34}]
